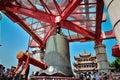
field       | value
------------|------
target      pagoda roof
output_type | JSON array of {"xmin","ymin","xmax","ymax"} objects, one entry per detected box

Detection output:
[
  {"xmin": 74, "ymin": 50, "xmax": 95, "ymax": 59},
  {"xmin": 80, "ymin": 50, "xmax": 91, "ymax": 56}
]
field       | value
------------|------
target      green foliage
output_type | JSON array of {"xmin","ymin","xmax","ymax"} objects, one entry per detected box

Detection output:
[
  {"xmin": 109, "ymin": 57, "xmax": 120, "ymax": 71},
  {"xmin": 109, "ymin": 61, "xmax": 115, "ymax": 67},
  {"xmin": 116, "ymin": 57, "xmax": 120, "ymax": 64}
]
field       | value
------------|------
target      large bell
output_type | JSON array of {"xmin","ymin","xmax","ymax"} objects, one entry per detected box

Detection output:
[{"xmin": 38, "ymin": 34, "xmax": 73, "ymax": 76}]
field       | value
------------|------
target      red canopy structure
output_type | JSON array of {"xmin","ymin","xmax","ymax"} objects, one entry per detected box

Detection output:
[{"xmin": 0, "ymin": 0, "xmax": 115, "ymax": 50}]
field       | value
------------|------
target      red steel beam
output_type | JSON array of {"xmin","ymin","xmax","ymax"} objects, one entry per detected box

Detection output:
[
  {"xmin": 27, "ymin": 0, "xmax": 37, "ymax": 10},
  {"xmin": 61, "ymin": 0, "xmax": 82, "ymax": 20},
  {"xmin": 39, "ymin": 0, "xmax": 52, "ymax": 14},
  {"xmin": 68, "ymin": 37, "xmax": 92, "ymax": 42},
  {"xmin": 69, "ymin": 20, "xmax": 96, "ymax": 22},
  {"xmin": 95, "ymin": 0, "xmax": 104, "ymax": 44},
  {"xmin": 101, "ymin": 30, "xmax": 115, "ymax": 39},
  {"xmin": 5, "ymin": 4, "xmax": 56, "ymax": 23},
  {"xmin": 4, "ymin": 11, "xmax": 44, "ymax": 48},
  {"xmin": 60, "ymin": 21, "xmax": 95, "ymax": 39},
  {"xmin": 80, "ymin": 3, "xmax": 96, "ymax": 5},
  {"xmin": 53, "ymin": 0, "xmax": 61, "ymax": 14},
  {"xmin": 112, "ymin": 45, "xmax": 120, "ymax": 57},
  {"xmin": 14, "ymin": 60, "xmax": 23, "ymax": 74},
  {"xmin": 68, "ymin": 30, "xmax": 115, "ymax": 42},
  {"xmin": 72, "ymin": 12, "xmax": 96, "ymax": 14},
  {"xmin": 29, "ymin": 40, "xmax": 39, "ymax": 48}
]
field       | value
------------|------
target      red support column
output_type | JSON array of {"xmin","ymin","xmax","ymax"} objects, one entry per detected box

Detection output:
[
  {"xmin": 21, "ymin": 56, "xmax": 30, "ymax": 75},
  {"xmin": 95, "ymin": 0, "xmax": 104, "ymax": 44},
  {"xmin": 14, "ymin": 60, "xmax": 23, "ymax": 74}
]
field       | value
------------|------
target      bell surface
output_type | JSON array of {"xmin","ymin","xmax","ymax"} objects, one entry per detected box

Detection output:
[{"xmin": 38, "ymin": 34, "xmax": 73, "ymax": 76}]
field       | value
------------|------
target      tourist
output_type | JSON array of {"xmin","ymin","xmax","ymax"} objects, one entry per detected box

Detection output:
[
  {"xmin": 108, "ymin": 72, "xmax": 113, "ymax": 80},
  {"xmin": 79, "ymin": 73, "xmax": 84, "ymax": 80},
  {"xmin": 100, "ymin": 72, "xmax": 105, "ymax": 80},
  {"xmin": 103, "ymin": 73, "xmax": 108, "ymax": 80},
  {"xmin": 90, "ymin": 72, "xmax": 95, "ymax": 80},
  {"xmin": 7, "ymin": 70, "xmax": 13, "ymax": 80},
  {"xmin": 95, "ymin": 71, "xmax": 100, "ymax": 80},
  {"xmin": 0, "ymin": 64, "xmax": 4, "ymax": 80},
  {"xmin": 86, "ymin": 72, "xmax": 90, "ymax": 80}
]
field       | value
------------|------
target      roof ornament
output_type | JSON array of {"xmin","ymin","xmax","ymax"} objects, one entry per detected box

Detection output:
[{"xmin": 83, "ymin": 50, "xmax": 87, "ymax": 54}]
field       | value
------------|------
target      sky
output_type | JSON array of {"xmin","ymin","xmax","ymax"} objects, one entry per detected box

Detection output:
[{"xmin": 0, "ymin": 6, "xmax": 117, "ymax": 73}]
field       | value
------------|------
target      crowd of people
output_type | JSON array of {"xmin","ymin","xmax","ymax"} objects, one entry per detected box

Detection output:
[
  {"xmin": 1, "ymin": 63, "xmax": 120, "ymax": 80},
  {"xmin": 0, "ymin": 63, "xmax": 30, "ymax": 80},
  {"xmin": 0, "ymin": 64, "xmax": 16, "ymax": 80},
  {"xmin": 77, "ymin": 71, "xmax": 120, "ymax": 80},
  {"xmin": 0, "ymin": 51, "xmax": 35, "ymax": 80}
]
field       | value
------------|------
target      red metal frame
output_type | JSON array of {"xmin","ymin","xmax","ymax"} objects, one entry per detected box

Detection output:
[
  {"xmin": 5, "ymin": 4, "xmax": 56, "ymax": 23},
  {"xmin": 61, "ymin": 0, "xmax": 82, "ymax": 20},
  {"xmin": 60, "ymin": 20, "xmax": 95, "ymax": 38},
  {"xmin": 95, "ymin": 0, "xmax": 104, "ymax": 44},
  {"xmin": 0, "ymin": 0, "xmax": 115, "ymax": 49}
]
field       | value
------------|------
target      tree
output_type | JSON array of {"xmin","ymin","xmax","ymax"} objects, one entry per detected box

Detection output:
[
  {"xmin": 116, "ymin": 57, "xmax": 120, "ymax": 64},
  {"xmin": 109, "ymin": 57, "xmax": 120, "ymax": 71}
]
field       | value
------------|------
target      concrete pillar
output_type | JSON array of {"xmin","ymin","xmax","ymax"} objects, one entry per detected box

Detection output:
[
  {"xmin": 94, "ymin": 44, "xmax": 110, "ymax": 73},
  {"xmin": 104, "ymin": 0, "xmax": 120, "ymax": 49}
]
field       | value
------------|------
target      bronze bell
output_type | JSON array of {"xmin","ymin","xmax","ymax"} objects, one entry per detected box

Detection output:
[{"xmin": 38, "ymin": 34, "xmax": 73, "ymax": 76}]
